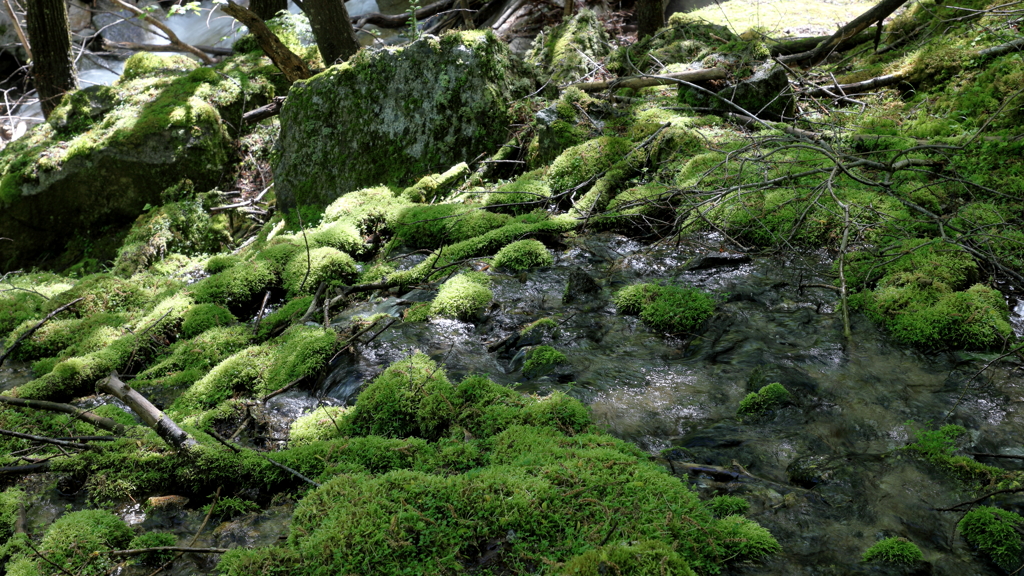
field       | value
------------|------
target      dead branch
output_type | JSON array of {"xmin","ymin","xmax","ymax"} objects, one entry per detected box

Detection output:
[
  {"xmin": 0, "ymin": 396, "xmax": 126, "ymax": 434},
  {"xmin": 108, "ymin": 0, "xmax": 215, "ymax": 65},
  {"xmin": 797, "ymin": 74, "xmax": 906, "ymax": 98},
  {"xmin": 568, "ymin": 67, "xmax": 727, "ymax": 92},
  {"xmin": 102, "ymin": 39, "xmax": 233, "ymax": 56},
  {"xmin": 354, "ymin": 0, "xmax": 453, "ymax": 28},
  {"xmin": 724, "ymin": 112, "xmax": 821, "ymax": 140},
  {"xmin": 110, "ymin": 547, "xmax": 228, "ymax": 557},
  {"xmin": 0, "ymin": 297, "xmax": 84, "ymax": 368},
  {"xmin": 98, "ymin": 372, "xmax": 198, "ymax": 452},
  {"xmin": 768, "ymin": 29, "xmax": 874, "ymax": 56},
  {"xmin": 781, "ymin": 0, "xmax": 912, "ymax": 67},
  {"xmin": 222, "ymin": 1, "xmax": 310, "ymax": 83},
  {"xmin": 242, "ymin": 96, "xmax": 285, "ymax": 124},
  {"xmin": 2, "ymin": 0, "xmax": 30, "ymax": 60},
  {"xmin": 260, "ymin": 375, "xmax": 307, "ymax": 402},
  {"xmin": 978, "ymin": 37, "xmax": 1024, "ymax": 58},
  {"xmin": 0, "ymin": 462, "xmax": 50, "ymax": 476},
  {"xmin": 0, "ymin": 427, "xmax": 97, "ymax": 449},
  {"xmin": 207, "ymin": 428, "xmax": 320, "ymax": 486}
]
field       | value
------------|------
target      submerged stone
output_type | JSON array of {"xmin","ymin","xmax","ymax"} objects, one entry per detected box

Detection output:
[{"xmin": 274, "ymin": 31, "xmax": 532, "ymax": 211}]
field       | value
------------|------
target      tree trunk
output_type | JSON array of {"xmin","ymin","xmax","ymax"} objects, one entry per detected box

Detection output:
[
  {"xmin": 250, "ymin": 0, "xmax": 289, "ymax": 21},
  {"xmin": 26, "ymin": 0, "xmax": 77, "ymax": 118},
  {"xmin": 303, "ymin": 0, "xmax": 361, "ymax": 66},
  {"xmin": 636, "ymin": 0, "xmax": 664, "ymax": 41},
  {"xmin": 223, "ymin": 1, "xmax": 311, "ymax": 83}
]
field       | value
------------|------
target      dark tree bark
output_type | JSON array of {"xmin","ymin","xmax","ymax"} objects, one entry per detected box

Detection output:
[
  {"xmin": 636, "ymin": 0, "xmax": 665, "ymax": 41},
  {"xmin": 223, "ymin": 1, "xmax": 311, "ymax": 83},
  {"xmin": 26, "ymin": 0, "xmax": 77, "ymax": 118},
  {"xmin": 303, "ymin": 0, "xmax": 361, "ymax": 66},
  {"xmin": 250, "ymin": 0, "xmax": 289, "ymax": 20}
]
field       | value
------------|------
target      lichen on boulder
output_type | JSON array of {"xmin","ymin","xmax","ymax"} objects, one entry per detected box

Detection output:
[{"xmin": 274, "ymin": 31, "xmax": 533, "ymax": 211}]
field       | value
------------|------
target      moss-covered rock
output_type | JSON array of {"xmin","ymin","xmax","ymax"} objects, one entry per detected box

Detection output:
[
  {"xmin": 526, "ymin": 10, "xmax": 611, "ymax": 83},
  {"xmin": 0, "ymin": 52, "xmax": 274, "ymax": 269},
  {"xmin": 392, "ymin": 204, "xmax": 512, "ymax": 250},
  {"xmin": 180, "ymin": 303, "xmax": 236, "ymax": 339},
  {"xmin": 738, "ymin": 382, "xmax": 790, "ymax": 416},
  {"xmin": 549, "ymin": 136, "xmax": 635, "ymax": 192},
  {"xmin": 862, "ymin": 537, "xmax": 924, "ymax": 565},
  {"xmin": 614, "ymin": 283, "xmax": 716, "ymax": 335},
  {"xmin": 281, "ymin": 246, "xmax": 357, "ymax": 295},
  {"xmin": 483, "ymin": 169, "xmax": 552, "ymax": 214},
  {"xmin": 37, "ymin": 509, "xmax": 132, "ymax": 575},
  {"xmin": 429, "ymin": 273, "xmax": 493, "ymax": 320},
  {"xmin": 190, "ymin": 260, "xmax": 278, "ymax": 314},
  {"xmin": 274, "ymin": 31, "xmax": 532, "ymax": 211},
  {"xmin": 958, "ymin": 506, "xmax": 1024, "ymax": 570},
  {"xmin": 556, "ymin": 541, "xmax": 698, "ymax": 576},
  {"xmin": 491, "ymin": 239, "xmax": 553, "ymax": 271},
  {"xmin": 400, "ymin": 162, "xmax": 471, "ymax": 203},
  {"xmin": 522, "ymin": 344, "xmax": 567, "ymax": 379},
  {"xmin": 289, "ymin": 406, "xmax": 350, "ymax": 446}
]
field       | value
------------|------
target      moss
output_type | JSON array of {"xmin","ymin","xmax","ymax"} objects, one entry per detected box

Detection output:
[
  {"xmin": 738, "ymin": 383, "xmax": 790, "ymax": 416},
  {"xmin": 548, "ymin": 137, "xmax": 635, "ymax": 191},
  {"xmin": 190, "ymin": 261, "xmax": 278, "ymax": 314},
  {"xmin": 282, "ymin": 246, "xmax": 357, "ymax": 295},
  {"xmin": 305, "ymin": 221, "xmax": 363, "ymax": 255},
  {"xmin": 402, "ymin": 301, "xmax": 432, "ymax": 323},
  {"xmin": 615, "ymin": 283, "xmax": 716, "ymax": 335},
  {"xmin": 120, "ymin": 53, "xmax": 199, "ymax": 83},
  {"xmin": 429, "ymin": 273, "xmax": 493, "ymax": 320},
  {"xmin": 256, "ymin": 295, "xmax": 314, "ymax": 341},
  {"xmin": 0, "ymin": 488, "xmax": 25, "ymax": 548},
  {"xmin": 491, "ymin": 239, "xmax": 553, "ymax": 271},
  {"xmin": 483, "ymin": 169, "xmax": 552, "ymax": 214},
  {"xmin": 127, "ymin": 533, "xmax": 177, "ymax": 566},
  {"xmin": 113, "ymin": 198, "xmax": 228, "ymax": 276},
  {"xmin": 401, "ymin": 162, "xmax": 471, "ymax": 203},
  {"xmin": 321, "ymin": 186, "xmax": 412, "ymax": 234},
  {"xmin": 3, "ymin": 312, "xmax": 127, "ymax": 362},
  {"xmin": 862, "ymin": 537, "xmax": 923, "ymax": 565},
  {"xmin": 181, "ymin": 303, "xmax": 236, "ymax": 339},
  {"xmin": 44, "ymin": 273, "xmax": 149, "ymax": 318},
  {"xmin": 38, "ymin": 510, "xmax": 132, "ymax": 576},
  {"xmin": 205, "ymin": 255, "xmax": 242, "ymax": 274},
  {"xmin": 958, "ymin": 506, "xmax": 1024, "ymax": 570},
  {"xmin": 134, "ymin": 325, "xmax": 253, "ymax": 389},
  {"xmin": 713, "ymin": 514, "xmax": 783, "ymax": 560},
  {"xmin": 392, "ymin": 204, "xmax": 512, "ymax": 250},
  {"xmin": 255, "ymin": 241, "xmax": 303, "ymax": 275},
  {"xmin": 522, "ymin": 345, "xmax": 567, "ymax": 378},
  {"xmin": 556, "ymin": 541, "xmax": 698, "ymax": 575},
  {"xmin": 526, "ymin": 10, "xmax": 612, "ymax": 83},
  {"xmin": 707, "ymin": 495, "xmax": 750, "ymax": 518},
  {"xmin": 289, "ymin": 406, "xmax": 350, "ymax": 446},
  {"xmin": 908, "ymin": 424, "xmax": 1007, "ymax": 488}
]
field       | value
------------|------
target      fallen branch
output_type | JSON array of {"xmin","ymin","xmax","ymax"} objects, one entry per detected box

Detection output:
[
  {"xmin": 242, "ymin": 96, "xmax": 286, "ymax": 124},
  {"xmin": 978, "ymin": 37, "xmax": 1024, "ymax": 59},
  {"xmin": 260, "ymin": 375, "xmax": 307, "ymax": 402},
  {"xmin": 768, "ymin": 29, "xmax": 874, "ymax": 56},
  {"xmin": 108, "ymin": 0, "xmax": 214, "ymax": 65},
  {"xmin": 354, "ymin": 0, "xmax": 453, "ymax": 28},
  {"xmin": 0, "ymin": 428, "xmax": 96, "ymax": 449},
  {"xmin": 98, "ymin": 372, "xmax": 198, "ymax": 452},
  {"xmin": 797, "ymin": 74, "xmax": 906, "ymax": 98},
  {"xmin": 110, "ymin": 547, "xmax": 228, "ymax": 557},
  {"xmin": 568, "ymin": 67, "xmax": 727, "ymax": 92},
  {"xmin": 0, "ymin": 396, "xmax": 126, "ymax": 434},
  {"xmin": 0, "ymin": 462, "xmax": 50, "ymax": 476},
  {"xmin": 222, "ymin": 1, "xmax": 310, "ymax": 83},
  {"xmin": 780, "ymin": 0, "xmax": 912, "ymax": 67},
  {"xmin": 724, "ymin": 112, "xmax": 821, "ymax": 140},
  {"xmin": 102, "ymin": 39, "xmax": 233, "ymax": 56},
  {"xmin": 2, "ymin": 0, "xmax": 30, "ymax": 60},
  {"xmin": 0, "ymin": 297, "xmax": 83, "ymax": 368}
]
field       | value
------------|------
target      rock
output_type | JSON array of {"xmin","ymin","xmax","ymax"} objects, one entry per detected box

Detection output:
[
  {"xmin": 68, "ymin": 0, "xmax": 93, "ymax": 31},
  {"xmin": 93, "ymin": 2, "xmax": 151, "ymax": 44},
  {"xmin": 714, "ymin": 63, "xmax": 794, "ymax": 120},
  {"xmin": 273, "ymin": 31, "xmax": 532, "ymax": 212},
  {"xmin": 563, "ymin": 267, "xmax": 601, "ymax": 304},
  {"xmin": 526, "ymin": 10, "xmax": 611, "ymax": 84},
  {"xmin": 146, "ymin": 495, "xmax": 190, "ymax": 510},
  {"xmin": 0, "ymin": 54, "xmax": 272, "ymax": 270},
  {"xmin": 508, "ymin": 36, "xmax": 534, "ymax": 59}
]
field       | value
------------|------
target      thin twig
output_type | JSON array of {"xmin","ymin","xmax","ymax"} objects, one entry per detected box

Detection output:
[{"xmin": 0, "ymin": 297, "xmax": 83, "ymax": 368}]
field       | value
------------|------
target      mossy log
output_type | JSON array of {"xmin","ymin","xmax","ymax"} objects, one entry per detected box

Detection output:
[
  {"xmin": 569, "ymin": 67, "xmax": 727, "ymax": 92},
  {"xmin": 0, "ymin": 396, "xmax": 125, "ymax": 434},
  {"xmin": 97, "ymin": 372, "xmax": 197, "ymax": 452}
]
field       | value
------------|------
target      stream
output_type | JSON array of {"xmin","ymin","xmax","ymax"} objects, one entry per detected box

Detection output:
[{"xmin": 6, "ymin": 232, "xmax": 1023, "ymax": 574}]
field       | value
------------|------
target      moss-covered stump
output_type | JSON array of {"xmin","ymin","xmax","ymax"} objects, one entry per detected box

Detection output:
[
  {"xmin": 274, "ymin": 31, "xmax": 533, "ymax": 211},
  {"xmin": 0, "ymin": 53, "xmax": 274, "ymax": 270},
  {"xmin": 526, "ymin": 9, "xmax": 612, "ymax": 84}
]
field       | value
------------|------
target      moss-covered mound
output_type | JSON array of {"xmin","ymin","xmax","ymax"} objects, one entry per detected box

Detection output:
[
  {"xmin": 215, "ymin": 354, "xmax": 779, "ymax": 575},
  {"xmin": 0, "ymin": 51, "xmax": 276, "ymax": 269},
  {"xmin": 274, "ymin": 31, "xmax": 533, "ymax": 211},
  {"xmin": 615, "ymin": 283, "xmax": 716, "ymax": 336},
  {"xmin": 492, "ymin": 239, "xmax": 554, "ymax": 271},
  {"xmin": 429, "ymin": 273, "xmax": 493, "ymax": 320}
]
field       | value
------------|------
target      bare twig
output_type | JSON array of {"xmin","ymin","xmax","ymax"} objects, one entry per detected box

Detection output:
[
  {"xmin": 2, "ymin": 0, "xmax": 30, "ymax": 60},
  {"xmin": 110, "ymin": 547, "xmax": 228, "ymax": 557},
  {"xmin": 0, "ymin": 396, "xmax": 126, "ymax": 434},
  {"xmin": 0, "ymin": 427, "xmax": 96, "ymax": 450},
  {"xmin": 0, "ymin": 297, "xmax": 83, "ymax": 368}
]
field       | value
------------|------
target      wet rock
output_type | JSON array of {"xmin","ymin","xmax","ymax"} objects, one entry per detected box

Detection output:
[
  {"xmin": 686, "ymin": 251, "xmax": 752, "ymax": 271},
  {"xmin": 146, "ymin": 495, "xmax": 190, "ymax": 510},
  {"xmin": 93, "ymin": 3, "xmax": 152, "ymax": 45},
  {"xmin": 68, "ymin": 0, "xmax": 93, "ymax": 32},
  {"xmin": 274, "ymin": 32, "xmax": 533, "ymax": 211},
  {"xmin": 563, "ymin": 267, "xmax": 601, "ymax": 304}
]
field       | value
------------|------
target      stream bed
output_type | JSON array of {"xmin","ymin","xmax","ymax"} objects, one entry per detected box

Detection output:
[{"xmin": 4, "ymin": 231, "xmax": 1023, "ymax": 574}]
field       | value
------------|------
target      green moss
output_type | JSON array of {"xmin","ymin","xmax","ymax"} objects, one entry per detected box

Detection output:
[
  {"xmin": 738, "ymin": 383, "xmax": 790, "ymax": 416},
  {"xmin": 526, "ymin": 10, "xmax": 612, "ymax": 83},
  {"xmin": 959, "ymin": 506, "xmax": 1024, "ymax": 570},
  {"xmin": 392, "ymin": 204, "xmax": 512, "ymax": 250},
  {"xmin": 401, "ymin": 162, "xmax": 471, "ymax": 203},
  {"xmin": 256, "ymin": 295, "xmax": 313, "ymax": 341},
  {"xmin": 707, "ymin": 495, "xmax": 750, "ymax": 518},
  {"xmin": 134, "ymin": 325, "xmax": 253, "ymax": 389},
  {"xmin": 0, "ymin": 488, "xmax": 25, "ymax": 546},
  {"xmin": 206, "ymin": 255, "xmax": 241, "ymax": 274},
  {"xmin": 127, "ymin": 533, "xmax": 177, "ymax": 566},
  {"xmin": 44, "ymin": 273, "xmax": 149, "ymax": 317},
  {"xmin": 3, "ymin": 312, "xmax": 126, "ymax": 362},
  {"xmin": 615, "ymin": 283, "xmax": 716, "ymax": 335},
  {"xmin": 321, "ymin": 186, "xmax": 412, "ymax": 233},
  {"xmin": 549, "ymin": 137, "xmax": 635, "ymax": 191},
  {"xmin": 305, "ymin": 221, "xmax": 363, "ymax": 255},
  {"xmin": 862, "ymin": 537, "xmax": 923, "ymax": 565},
  {"xmin": 556, "ymin": 541, "xmax": 698, "ymax": 575},
  {"xmin": 113, "ymin": 198, "xmax": 228, "ymax": 276},
  {"xmin": 429, "ymin": 273, "xmax": 493, "ymax": 320},
  {"xmin": 282, "ymin": 247, "xmax": 357, "ymax": 295},
  {"xmin": 491, "ymin": 239, "xmax": 553, "ymax": 271},
  {"xmin": 522, "ymin": 345, "xmax": 567, "ymax": 378},
  {"xmin": 484, "ymin": 170, "xmax": 552, "ymax": 214},
  {"xmin": 181, "ymin": 303, "xmax": 236, "ymax": 339},
  {"xmin": 255, "ymin": 241, "xmax": 303, "ymax": 275},
  {"xmin": 120, "ymin": 53, "xmax": 199, "ymax": 82},
  {"xmin": 908, "ymin": 424, "xmax": 1007, "ymax": 487},
  {"xmin": 38, "ymin": 510, "xmax": 132, "ymax": 576},
  {"xmin": 190, "ymin": 260, "xmax": 278, "ymax": 313},
  {"xmin": 289, "ymin": 406, "xmax": 350, "ymax": 446},
  {"xmin": 402, "ymin": 301, "xmax": 432, "ymax": 323}
]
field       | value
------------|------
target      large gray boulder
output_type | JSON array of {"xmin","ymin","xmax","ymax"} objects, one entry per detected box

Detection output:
[{"xmin": 273, "ymin": 31, "xmax": 532, "ymax": 211}]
